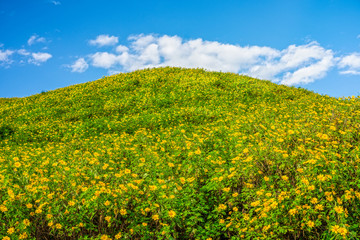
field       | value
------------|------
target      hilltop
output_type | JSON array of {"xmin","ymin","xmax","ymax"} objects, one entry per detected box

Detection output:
[{"xmin": 1, "ymin": 67, "xmax": 360, "ymax": 239}]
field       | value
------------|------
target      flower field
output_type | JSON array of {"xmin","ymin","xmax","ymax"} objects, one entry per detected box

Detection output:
[{"xmin": 1, "ymin": 67, "xmax": 360, "ymax": 239}]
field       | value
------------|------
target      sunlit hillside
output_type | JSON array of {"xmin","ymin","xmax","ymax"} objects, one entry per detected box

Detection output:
[{"xmin": 1, "ymin": 67, "xmax": 360, "ymax": 240}]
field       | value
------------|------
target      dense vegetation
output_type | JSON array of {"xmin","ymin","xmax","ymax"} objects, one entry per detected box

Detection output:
[{"xmin": 1, "ymin": 67, "xmax": 360, "ymax": 239}]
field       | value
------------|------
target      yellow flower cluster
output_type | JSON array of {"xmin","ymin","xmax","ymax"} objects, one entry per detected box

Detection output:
[{"xmin": 1, "ymin": 67, "xmax": 360, "ymax": 239}]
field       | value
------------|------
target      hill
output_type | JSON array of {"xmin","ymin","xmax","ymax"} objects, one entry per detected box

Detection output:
[{"xmin": 1, "ymin": 67, "xmax": 360, "ymax": 239}]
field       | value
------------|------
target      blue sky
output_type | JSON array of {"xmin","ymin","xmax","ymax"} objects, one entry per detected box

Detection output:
[{"xmin": 1, "ymin": 0, "xmax": 360, "ymax": 98}]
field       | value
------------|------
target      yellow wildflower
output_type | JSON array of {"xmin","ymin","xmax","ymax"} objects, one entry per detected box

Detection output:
[
  {"xmin": 7, "ymin": 228, "xmax": 15, "ymax": 234},
  {"xmin": 168, "ymin": 210, "xmax": 176, "ymax": 218}
]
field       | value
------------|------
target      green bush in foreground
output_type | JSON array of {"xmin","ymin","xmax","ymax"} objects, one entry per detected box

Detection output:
[{"xmin": 1, "ymin": 67, "xmax": 360, "ymax": 239}]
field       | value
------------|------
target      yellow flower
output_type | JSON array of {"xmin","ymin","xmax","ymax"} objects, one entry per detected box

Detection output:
[
  {"xmin": 14, "ymin": 162, "xmax": 21, "ymax": 168},
  {"xmin": 2, "ymin": 237, "xmax": 10, "ymax": 240},
  {"xmin": 23, "ymin": 219, "xmax": 31, "ymax": 226},
  {"xmin": 308, "ymin": 185, "xmax": 315, "ymax": 191},
  {"xmin": 168, "ymin": 210, "xmax": 176, "ymax": 218},
  {"xmin": 317, "ymin": 174, "xmax": 327, "ymax": 181},
  {"xmin": 26, "ymin": 203, "xmax": 33, "ymax": 208},
  {"xmin": 0, "ymin": 205, "xmax": 8, "ymax": 212},
  {"xmin": 7, "ymin": 228, "xmax": 15, "ymax": 234},
  {"xmin": 315, "ymin": 204, "xmax": 324, "ymax": 211},
  {"xmin": 149, "ymin": 185, "xmax": 157, "ymax": 191},
  {"xmin": 102, "ymin": 164, "xmax": 109, "ymax": 170},
  {"xmin": 307, "ymin": 220, "xmax": 315, "ymax": 228},
  {"xmin": 223, "ymin": 187, "xmax": 230, "ymax": 192},
  {"xmin": 142, "ymin": 222, "xmax": 147, "ymax": 226},
  {"xmin": 331, "ymin": 225, "xmax": 340, "ymax": 234},
  {"xmin": 266, "ymin": 192, "xmax": 272, "ymax": 197},
  {"xmin": 19, "ymin": 232, "xmax": 28, "ymax": 240},
  {"xmin": 152, "ymin": 214, "xmax": 159, "ymax": 221},
  {"xmin": 232, "ymin": 192, "xmax": 239, "ymax": 197},
  {"xmin": 338, "ymin": 227, "xmax": 348, "ymax": 236},
  {"xmin": 281, "ymin": 175, "xmax": 288, "ymax": 181},
  {"xmin": 256, "ymin": 190, "xmax": 264, "ymax": 196},
  {"xmin": 55, "ymin": 223, "xmax": 62, "ymax": 229},
  {"xmin": 120, "ymin": 208, "xmax": 127, "ymax": 215},
  {"xmin": 218, "ymin": 204, "xmax": 227, "ymax": 210},
  {"xmin": 310, "ymin": 198, "xmax": 318, "ymax": 204},
  {"xmin": 233, "ymin": 207, "xmax": 238, "ymax": 212},
  {"xmin": 100, "ymin": 235, "xmax": 111, "ymax": 240},
  {"xmin": 327, "ymin": 195, "xmax": 334, "ymax": 202},
  {"xmin": 251, "ymin": 201, "xmax": 260, "ymax": 207},
  {"xmin": 219, "ymin": 219, "xmax": 225, "ymax": 224},
  {"xmin": 68, "ymin": 201, "xmax": 75, "ymax": 206},
  {"xmin": 334, "ymin": 206, "xmax": 344, "ymax": 214},
  {"xmin": 264, "ymin": 176, "xmax": 270, "ymax": 181},
  {"xmin": 105, "ymin": 216, "xmax": 111, "ymax": 222},
  {"xmin": 115, "ymin": 233, "xmax": 122, "ymax": 239},
  {"xmin": 35, "ymin": 208, "xmax": 42, "ymax": 214},
  {"xmin": 289, "ymin": 208, "xmax": 297, "ymax": 215},
  {"xmin": 104, "ymin": 200, "xmax": 111, "ymax": 206}
]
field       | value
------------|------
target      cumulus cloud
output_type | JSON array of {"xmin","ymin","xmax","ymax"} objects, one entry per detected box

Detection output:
[
  {"xmin": 91, "ymin": 52, "xmax": 120, "ymax": 68},
  {"xmin": 69, "ymin": 58, "xmax": 88, "ymax": 73},
  {"xmin": 85, "ymin": 34, "xmax": 336, "ymax": 85},
  {"xmin": 115, "ymin": 45, "xmax": 129, "ymax": 53},
  {"xmin": 338, "ymin": 53, "xmax": 360, "ymax": 75},
  {"xmin": 17, "ymin": 49, "xmax": 30, "ymax": 56},
  {"xmin": 28, "ymin": 35, "xmax": 46, "ymax": 46},
  {"xmin": 89, "ymin": 35, "xmax": 119, "ymax": 47},
  {"xmin": 0, "ymin": 49, "xmax": 14, "ymax": 63},
  {"xmin": 29, "ymin": 52, "xmax": 52, "ymax": 65},
  {"xmin": 248, "ymin": 42, "xmax": 335, "ymax": 85}
]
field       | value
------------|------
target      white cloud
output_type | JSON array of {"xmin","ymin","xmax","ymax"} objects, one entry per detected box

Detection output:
[
  {"xmin": 85, "ymin": 34, "xmax": 335, "ymax": 85},
  {"xmin": 17, "ymin": 49, "xmax": 30, "ymax": 56},
  {"xmin": 69, "ymin": 58, "xmax": 88, "ymax": 73},
  {"xmin": 52, "ymin": 1, "xmax": 61, "ymax": 5},
  {"xmin": 338, "ymin": 53, "xmax": 360, "ymax": 75},
  {"xmin": 357, "ymin": 34, "xmax": 360, "ymax": 39},
  {"xmin": 249, "ymin": 42, "xmax": 335, "ymax": 85},
  {"xmin": 90, "ymin": 52, "xmax": 119, "ymax": 68},
  {"xmin": 89, "ymin": 35, "xmax": 119, "ymax": 47},
  {"xmin": 0, "ymin": 49, "xmax": 14, "ymax": 64},
  {"xmin": 115, "ymin": 45, "xmax": 129, "ymax": 53},
  {"xmin": 29, "ymin": 52, "xmax": 52, "ymax": 65},
  {"xmin": 28, "ymin": 35, "xmax": 46, "ymax": 46}
]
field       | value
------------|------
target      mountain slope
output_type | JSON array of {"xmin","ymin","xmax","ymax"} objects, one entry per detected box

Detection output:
[{"xmin": 1, "ymin": 67, "xmax": 360, "ymax": 239}]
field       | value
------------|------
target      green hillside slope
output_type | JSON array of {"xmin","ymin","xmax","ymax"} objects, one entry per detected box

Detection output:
[{"xmin": 1, "ymin": 67, "xmax": 360, "ymax": 239}]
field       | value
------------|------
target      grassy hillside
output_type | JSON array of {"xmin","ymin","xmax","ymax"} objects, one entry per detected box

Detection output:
[{"xmin": 1, "ymin": 67, "xmax": 360, "ymax": 239}]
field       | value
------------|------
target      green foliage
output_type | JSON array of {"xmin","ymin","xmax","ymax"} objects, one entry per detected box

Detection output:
[
  {"xmin": 0, "ymin": 67, "xmax": 360, "ymax": 239},
  {"xmin": 0, "ymin": 125, "xmax": 15, "ymax": 140}
]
